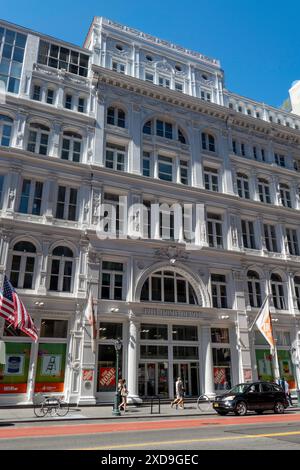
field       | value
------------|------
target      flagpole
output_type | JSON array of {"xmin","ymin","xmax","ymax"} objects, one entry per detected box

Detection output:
[{"xmin": 269, "ymin": 308, "xmax": 280, "ymax": 381}]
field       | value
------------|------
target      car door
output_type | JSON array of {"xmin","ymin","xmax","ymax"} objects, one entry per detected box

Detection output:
[
  {"xmin": 261, "ymin": 382, "xmax": 275, "ymax": 409},
  {"xmin": 245, "ymin": 383, "xmax": 262, "ymax": 410}
]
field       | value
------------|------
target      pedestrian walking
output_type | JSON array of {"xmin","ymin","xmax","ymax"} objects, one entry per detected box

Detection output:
[
  {"xmin": 119, "ymin": 379, "xmax": 129, "ymax": 412},
  {"xmin": 284, "ymin": 379, "xmax": 293, "ymax": 407},
  {"xmin": 171, "ymin": 377, "xmax": 185, "ymax": 409}
]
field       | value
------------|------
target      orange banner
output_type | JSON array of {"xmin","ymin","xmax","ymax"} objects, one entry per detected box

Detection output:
[
  {"xmin": 0, "ymin": 383, "xmax": 28, "ymax": 394},
  {"xmin": 34, "ymin": 383, "xmax": 64, "ymax": 393}
]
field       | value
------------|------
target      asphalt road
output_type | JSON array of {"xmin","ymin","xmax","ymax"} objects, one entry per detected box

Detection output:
[{"xmin": 0, "ymin": 413, "xmax": 300, "ymax": 450}]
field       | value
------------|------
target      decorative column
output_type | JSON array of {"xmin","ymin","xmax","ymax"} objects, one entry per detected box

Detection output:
[
  {"xmin": 0, "ymin": 229, "xmax": 11, "ymax": 285},
  {"xmin": 131, "ymin": 103, "xmax": 142, "ymax": 174},
  {"xmin": 201, "ymin": 326, "xmax": 215, "ymax": 397},
  {"xmin": 127, "ymin": 312, "xmax": 142, "ymax": 404},
  {"xmin": 50, "ymin": 120, "xmax": 62, "ymax": 158}
]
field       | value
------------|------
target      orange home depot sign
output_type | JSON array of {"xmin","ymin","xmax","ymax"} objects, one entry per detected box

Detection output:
[
  {"xmin": 99, "ymin": 367, "xmax": 116, "ymax": 388},
  {"xmin": 214, "ymin": 367, "xmax": 226, "ymax": 384},
  {"xmin": 82, "ymin": 369, "xmax": 93, "ymax": 382},
  {"xmin": 0, "ymin": 383, "xmax": 27, "ymax": 394},
  {"xmin": 34, "ymin": 383, "xmax": 64, "ymax": 393}
]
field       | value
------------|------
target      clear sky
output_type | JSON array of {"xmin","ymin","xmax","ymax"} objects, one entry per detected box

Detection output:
[{"xmin": 1, "ymin": 0, "xmax": 299, "ymax": 108}]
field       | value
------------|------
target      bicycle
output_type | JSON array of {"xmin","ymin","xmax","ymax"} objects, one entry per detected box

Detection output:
[
  {"xmin": 33, "ymin": 394, "xmax": 70, "ymax": 418},
  {"xmin": 197, "ymin": 394, "xmax": 213, "ymax": 412}
]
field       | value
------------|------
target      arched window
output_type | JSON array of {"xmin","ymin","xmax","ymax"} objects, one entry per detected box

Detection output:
[
  {"xmin": 201, "ymin": 132, "xmax": 215, "ymax": 152},
  {"xmin": 271, "ymin": 273, "xmax": 286, "ymax": 310},
  {"xmin": 10, "ymin": 241, "xmax": 37, "ymax": 289},
  {"xmin": 140, "ymin": 270, "xmax": 198, "ymax": 305},
  {"xmin": 49, "ymin": 246, "xmax": 74, "ymax": 292},
  {"xmin": 143, "ymin": 120, "xmax": 152, "ymax": 135},
  {"xmin": 142, "ymin": 119, "xmax": 187, "ymax": 144},
  {"xmin": 0, "ymin": 114, "xmax": 13, "ymax": 146},
  {"xmin": 107, "ymin": 107, "xmax": 125, "ymax": 128},
  {"xmin": 61, "ymin": 131, "xmax": 82, "ymax": 162},
  {"xmin": 247, "ymin": 271, "xmax": 262, "ymax": 308},
  {"xmin": 27, "ymin": 123, "xmax": 50, "ymax": 155}
]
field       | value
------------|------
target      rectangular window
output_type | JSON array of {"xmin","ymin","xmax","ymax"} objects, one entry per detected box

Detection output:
[
  {"xmin": 213, "ymin": 348, "xmax": 232, "ymax": 390},
  {"xmin": 78, "ymin": 97, "xmax": 85, "ymax": 113},
  {"xmin": 40, "ymin": 319, "xmax": 68, "ymax": 338},
  {"xmin": 286, "ymin": 228, "xmax": 299, "ymax": 256},
  {"xmin": 172, "ymin": 325, "xmax": 198, "ymax": 341},
  {"xmin": 99, "ymin": 322, "xmax": 123, "ymax": 340},
  {"xmin": 204, "ymin": 167, "xmax": 219, "ymax": 192},
  {"xmin": 173, "ymin": 346, "xmax": 198, "ymax": 359},
  {"xmin": 274, "ymin": 153, "xmax": 286, "ymax": 167},
  {"xmin": 0, "ymin": 28, "xmax": 27, "ymax": 94},
  {"xmin": 264, "ymin": 224, "xmax": 278, "ymax": 252},
  {"xmin": 242, "ymin": 220, "xmax": 256, "ymax": 249},
  {"xmin": 180, "ymin": 160, "xmax": 188, "ymax": 185},
  {"xmin": 211, "ymin": 328, "xmax": 230, "ymax": 343},
  {"xmin": 158, "ymin": 76, "xmax": 170, "ymax": 89},
  {"xmin": 18, "ymin": 179, "xmax": 43, "ymax": 216},
  {"xmin": 140, "ymin": 345, "xmax": 168, "ymax": 359},
  {"xmin": 158, "ymin": 155, "xmax": 173, "ymax": 182},
  {"xmin": 55, "ymin": 186, "xmax": 77, "ymax": 221},
  {"xmin": 38, "ymin": 40, "xmax": 89, "ymax": 77},
  {"xmin": 211, "ymin": 274, "xmax": 227, "ymax": 308},
  {"xmin": 236, "ymin": 174, "xmax": 250, "ymax": 199},
  {"xmin": 258, "ymin": 179, "xmax": 271, "ymax": 204},
  {"xmin": 46, "ymin": 88, "xmax": 54, "ymax": 104},
  {"xmin": 101, "ymin": 261, "xmax": 123, "ymax": 300},
  {"xmin": 207, "ymin": 213, "xmax": 223, "ymax": 248},
  {"xmin": 103, "ymin": 193, "xmax": 125, "ymax": 235},
  {"xmin": 145, "ymin": 72, "xmax": 154, "ymax": 82},
  {"xmin": 142, "ymin": 151, "xmax": 151, "ymax": 177},
  {"xmin": 140, "ymin": 324, "xmax": 168, "ymax": 341},
  {"xmin": 105, "ymin": 144, "xmax": 126, "ymax": 172},
  {"xmin": 175, "ymin": 82, "xmax": 183, "ymax": 92},
  {"xmin": 32, "ymin": 85, "xmax": 41, "ymax": 101},
  {"xmin": 65, "ymin": 94, "xmax": 72, "ymax": 110},
  {"xmin": 112, "ymin": 62, "xmax": 125, "ymax": 74}
]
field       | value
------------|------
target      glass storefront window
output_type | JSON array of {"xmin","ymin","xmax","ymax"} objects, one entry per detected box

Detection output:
[
  {"xmin": 99, "ymin": 322, "xmax": 123, "ymax": 340},
  {"xmin": 97, "ymin": 344, "xmax": 122, "ymax": 392},
  {"xmin": 140, "ymin": 324, "xmax": 168, "ymax": 340},
  {"xmin": 138, "ymin": 363, "xmax": 168, "ymax": 397},
  {"xmin": 213, "ymin": 347, "xmax": 231, "ymax": 391},
  {"xmin": 172, "ymin": 325, "xmax": 198, "ymax": 341},
  {"xmin": 140, "ymin": 345, "xmax": 168, "ymax": 359},
  {"xmin": 211, "ymin": 328, "xmax": 229, "ymax": 344},
  {"xmin": 173, "ymin": 346, "xmax": 198, "ymax": 359},
  {"xmin": 34, "ymin": 343, "xmax": 67, "ymax": 393},
  {"xmin": 0, "ymin": 343, "xmax": 31, "ymax": 394},
  {"xmin": 40, "ymin": 319, "xmax": 68, "ymax": 338},
  {"xmin": 275, "ymin": 331, "xmax": 291, "ymax": 346}
]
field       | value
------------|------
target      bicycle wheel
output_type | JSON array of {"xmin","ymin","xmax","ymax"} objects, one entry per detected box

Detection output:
[
  {"xmin": 197, "ymin": 394, "xmax": 212, "ymax": 412},
  {"xmin": 55, "ymin": 401, "xmax": 70, "ymax": 417},
  {"xmin": 34, "ymin": 402, "xmax": 47, "ymax": 418}
]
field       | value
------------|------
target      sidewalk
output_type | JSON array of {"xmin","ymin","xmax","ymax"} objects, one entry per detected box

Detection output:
[{"xmin": 0, "ymin": 402, "xmax": 300, "ymax": 425}]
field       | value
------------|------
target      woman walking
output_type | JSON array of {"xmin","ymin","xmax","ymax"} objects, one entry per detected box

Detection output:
[
  {"xmin": 171, "ymin": 377, "xmax": 185, "ymax": 409},
  {"xmin": 119, "ymin": 379, "xmax": 129, "ymax": 412}
]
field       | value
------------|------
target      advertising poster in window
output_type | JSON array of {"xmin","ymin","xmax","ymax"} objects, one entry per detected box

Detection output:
[
  {"xmin": 98, "ymin": 367, "xmax": 116, "ymax": 392},
  {"xmin": 277, "ymin": 350, "xmax": 296, "ymax": 389},
  {"xmin": 255, "ymin": 349, "xmax": 274, "ymax": 382},
  {"xmin": 0, "ymin": 343, "xmax": 31, "ymax": 394},
  {"xmin": 34, "ymin": 343, "xmax": 66, "ymax": 393},
  {"xmin": 213, "ymin": 367, "xmax": 227, "ymax": 390}
]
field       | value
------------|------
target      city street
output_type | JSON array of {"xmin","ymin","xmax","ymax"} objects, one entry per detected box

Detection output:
[{"xmin": 0, "ymin": 410, "xmax": 300, "ymax": 450}]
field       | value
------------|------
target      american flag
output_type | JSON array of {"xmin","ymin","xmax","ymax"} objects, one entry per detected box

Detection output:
[{"xmin": 0, "ymin": 275, "xmax": 38, "ymax": 342}]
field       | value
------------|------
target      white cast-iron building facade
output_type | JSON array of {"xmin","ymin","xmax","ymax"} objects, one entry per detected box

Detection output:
[{"xmin": 0, "ymin": 17, "xmax": 300, "ymax": 404}]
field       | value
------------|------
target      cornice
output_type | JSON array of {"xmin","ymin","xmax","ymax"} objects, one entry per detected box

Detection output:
[{"xmin": 93, "ymin": 65, "xmax": 300, "ymax": 146}]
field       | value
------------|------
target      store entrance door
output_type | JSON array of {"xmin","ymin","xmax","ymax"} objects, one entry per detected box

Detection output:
[
  {"xmin": 173, "ymin": 363, "xmax": 199, "ymax": 397},
  {"xmin": 138, "ymin": 363, "xmax": 168, "ymax": 397}
]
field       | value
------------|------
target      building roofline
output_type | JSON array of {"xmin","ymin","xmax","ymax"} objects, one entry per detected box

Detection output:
[
  {"xmin": 0, "ymin": 17, "xmax": 92, "ymax": 54},
  {"xmin": 84, "ymin": 16, "xmax": 221, "ymax": 68}
]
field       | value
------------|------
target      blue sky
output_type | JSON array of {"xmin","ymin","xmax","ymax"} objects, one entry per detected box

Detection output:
[{"xmin": 1, "ymin": 0, "xmax": 299, "ymax": 108}]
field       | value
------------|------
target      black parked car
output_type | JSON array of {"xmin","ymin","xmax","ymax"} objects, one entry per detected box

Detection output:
[{"xmin": 212, "ymin": 381, "xmax": 289, "ymax": 416}]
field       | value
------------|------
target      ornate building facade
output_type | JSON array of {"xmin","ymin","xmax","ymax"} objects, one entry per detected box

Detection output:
[{"xmin": 0, "ymin": 17, "xmax": 300, "ymax": 404}]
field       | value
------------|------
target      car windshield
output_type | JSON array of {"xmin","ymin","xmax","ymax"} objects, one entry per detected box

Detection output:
[{"xmin": 228, "ymin": 384, "xmax": 250, "ymax": 394}]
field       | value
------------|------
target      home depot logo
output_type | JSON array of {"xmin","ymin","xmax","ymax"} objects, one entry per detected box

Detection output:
[{"xmin": 99, "ymin": 367, "xmax": 116, "ymax": 387}]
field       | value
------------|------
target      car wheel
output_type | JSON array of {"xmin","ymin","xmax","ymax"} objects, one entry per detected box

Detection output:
[
  {"xmin": 216, "ymin": 411, "xmax": 229, "ymax": 416},
  {"xmin": 234, "ymin": 401, "xmax": 247, "ymax": 416},
  {"xmin": 255, "ymin": 410, "xmax": 264, "ymax": 415},
  {"xmin": 274, "ymin": 401, "xmax": 285, "ymax": 414}
]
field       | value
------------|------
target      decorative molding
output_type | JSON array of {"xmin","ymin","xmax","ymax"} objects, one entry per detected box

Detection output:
[{"xmin": 155, "ymin": 245, "xmax": 189, "ymax": 262}]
